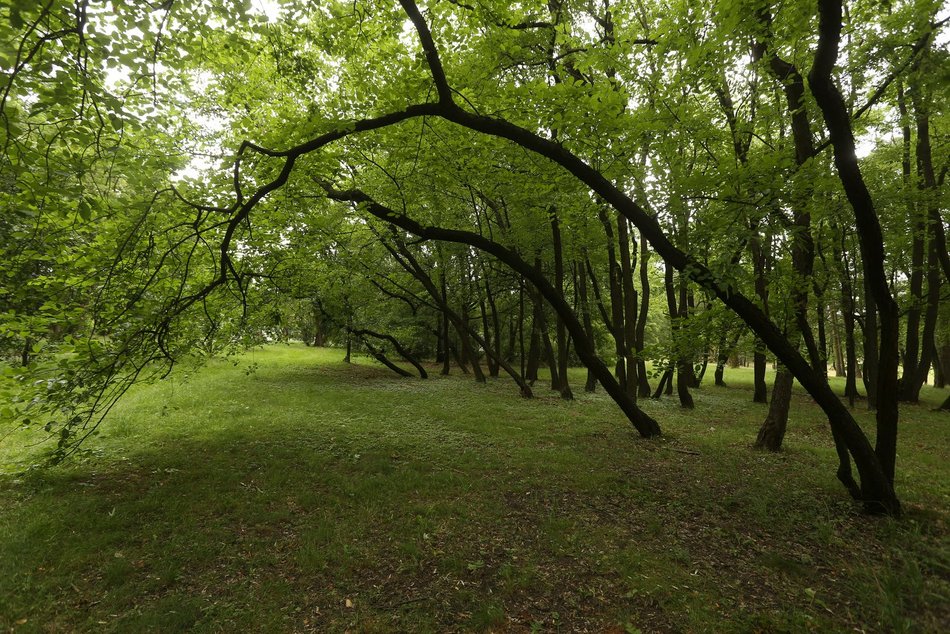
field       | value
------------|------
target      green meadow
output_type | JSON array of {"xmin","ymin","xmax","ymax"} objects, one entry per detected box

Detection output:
[{"xmin": 1, "ymin": 345, "xmax": 947, "ymax": 632}]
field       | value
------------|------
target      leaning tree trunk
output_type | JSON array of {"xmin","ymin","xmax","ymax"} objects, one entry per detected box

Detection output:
[{"xmin": 352, "ymin": 329, "xmax": 428, "ymax": 379}]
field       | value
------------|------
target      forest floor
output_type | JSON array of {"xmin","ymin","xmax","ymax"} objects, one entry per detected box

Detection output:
[{"xmin": 0, "ymin": 344, "xmax": 947, "ymax": 632}]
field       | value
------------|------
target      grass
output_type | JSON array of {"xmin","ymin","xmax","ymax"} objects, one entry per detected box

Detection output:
[{"xmin": 0, "ymin": 344, "xmax": 947, "ymax": 632}]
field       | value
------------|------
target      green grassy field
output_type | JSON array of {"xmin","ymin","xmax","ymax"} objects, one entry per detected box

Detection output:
[{"xmin": 1, "ymin": 345, "xmax": 947, "ymax": 632}]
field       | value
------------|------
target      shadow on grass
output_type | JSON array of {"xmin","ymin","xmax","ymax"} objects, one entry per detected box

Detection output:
[{"xmin": 1, "ymin": 348, "xmax": 946, "ymax": 632}]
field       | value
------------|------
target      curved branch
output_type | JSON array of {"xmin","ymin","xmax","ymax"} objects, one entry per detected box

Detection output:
[{"xmin": 323, "ymin": 183, "xmax": 662, "ymax": 438}]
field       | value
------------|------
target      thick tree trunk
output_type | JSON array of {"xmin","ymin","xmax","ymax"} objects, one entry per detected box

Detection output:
[{"xmin": 755, "ymin": 367, "xmax": 794, "ymax": 450}]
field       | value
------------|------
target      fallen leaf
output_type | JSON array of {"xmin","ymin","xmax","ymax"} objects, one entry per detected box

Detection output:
[{"xmin": 345, "ymin": 598, "xmax": 353, "ymax": 608}]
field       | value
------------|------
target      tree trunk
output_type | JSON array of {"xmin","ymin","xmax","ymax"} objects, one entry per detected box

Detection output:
[
  {"xmin": 636, "ymin": 231, "xmax": 652, "ymax": 397},
  {"xmin": 665, "ymin": 262, "xmax": 693, "ymax": 409},
  {"xmin": 861, "ymin": 275, "xmax": 879, "ymax": 409},
  {"xmin": 755, "ymin": 367, "xmax": 794, "ymax": 451},
  {"xmin": 479, "ymin": 297, "xmax": 498, "ymax": 377},
  {"xmin": 459, "ymin": 308, "xmax": 486, "ymax": 383},
  {"xmin": 344, "ymin": 312, "xmax": 352, "ymax": 363},
  {"xmin": 834, "ymin": 233, "xmax": 860, "ymax": 404},
  {"xmin": 934, "ymin": 343, "xmax": 950, "ymax": 389},
  {"xmin": 618, "ymin": 214, "xmax": 639, "ymax": 399},
  {"xmin": 352, "ymin": 329, "xmax": 428, "ymax": 378},
  {"xmin": 440, "ymin": 312, "xmax": 451, "ymax": 375},
  {"xmin": 550, "ymin": 210, "xmax": 573, "ymax": 400},
  {"xmin": 577, "ymin": 258, "xmax": 598, "ymax": 392},
  {"xmin": 901, "ymin": 72, "xmax": 943, "ymax": 402},
  {"xmin": 526, "ymin": 288, "xmax": 542, "ymax": 384},
  {"xmin": 751, "ymin": 234, "xmax": 770, "ymax": 404},
  {"xmin": 830, "ymin": 303, "xmax": 845, "ymax": 377},
  {"xmin": 809, "ymin": 0, "xmax": 901, "ymax": 492},
  {"xmin": 599, "ymin": 208, "xmax": 627, "ymax": 389}
]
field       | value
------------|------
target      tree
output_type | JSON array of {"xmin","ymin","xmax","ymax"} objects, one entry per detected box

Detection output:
[{"xmin": 6, "ymin": 0, "xmax": 943, "ymax": 516}]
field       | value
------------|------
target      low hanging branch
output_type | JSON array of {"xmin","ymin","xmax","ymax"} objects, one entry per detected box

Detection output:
[
  {"xmin": 375, "ymin": 230, "xmax": 534, "ymax": 399},
  {"xmin": 351, "ymin": 328, "xmax": 428, "ymax": 379},
  {"xmin": 356, "ymin": 334, "xmax": 414, "ymax": 378},
  {"xmin": 320, "ymin": 182, "xmax": 662, "ymax": 438}
]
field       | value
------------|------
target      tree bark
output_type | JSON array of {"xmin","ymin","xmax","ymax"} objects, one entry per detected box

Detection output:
[
  {"xmin": 809, "ymin": 0, "xmax": 901, "ymax": 491},
  {"xmin": 751, "ymin": 233, "xmax": 770, "ymax": 404},
  {"xmin": 755, "ymin": 367, "xmax": 794, "ymax": 450},
  {"xmin": 599, "ymin": 207, "xmax": 628, "ymax": 389}
]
